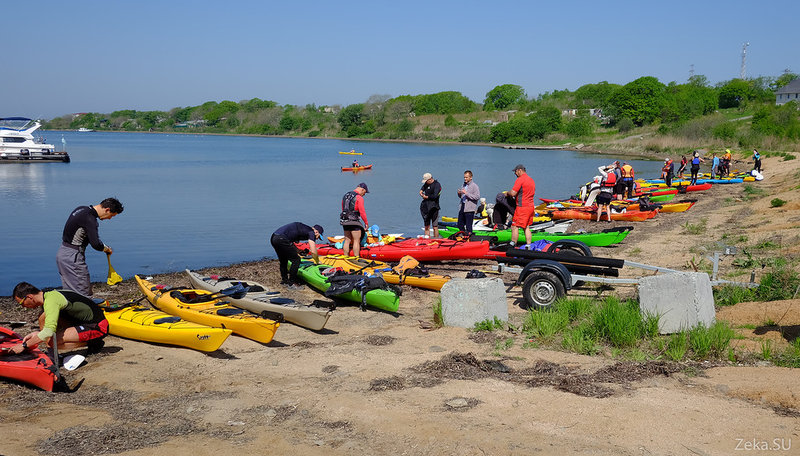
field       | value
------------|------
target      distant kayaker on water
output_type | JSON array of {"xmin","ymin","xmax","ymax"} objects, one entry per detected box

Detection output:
[
  {"xmin": 340, "ymin": 183, "xmax": 369, "ymax": 257},
  {"xmin": 57, "ymin": 197, "xmax": 124, "ymax": 297},
  {"xmin": 270, "ymin": 222, "xmax": 324, "ymax": 290},
  {"xmin": 352, "ymin": 159, "xmax": 359, "ymax": 167},
  {"xmin": 456, "ymin": 170, "xmax": 480, "ymax": 234},
  {"xmin": 507, "ymin": 164, "xmax": 536, "ymax": 246},
  {"xmin": 419, "ymin": 172, "xmax": 441, "ymax": 239}
]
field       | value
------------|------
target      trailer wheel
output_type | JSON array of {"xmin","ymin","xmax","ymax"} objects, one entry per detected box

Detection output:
[{"xmin": 521, "ymin": 271, "xmax": 565, "ymax": 309}]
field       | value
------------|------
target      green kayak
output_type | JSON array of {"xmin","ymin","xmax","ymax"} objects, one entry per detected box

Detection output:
[
  {"xmin": 646, "ymin": 193, "xmax": 675, "ymax": 202},
  {"xmin": 439, "ymin": 226, "xmax": 632, "ymax": 246},
  {"xmin": 291, "ymin": 260, "xmax": 400, "ymax": 313}
]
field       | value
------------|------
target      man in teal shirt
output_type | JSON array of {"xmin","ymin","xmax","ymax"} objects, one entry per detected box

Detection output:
[{"xmin": 7, "ymin": 282, "xmax": 108, "ymax": 355}]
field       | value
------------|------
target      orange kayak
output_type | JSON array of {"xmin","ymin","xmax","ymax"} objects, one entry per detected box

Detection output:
[
  {"xmin": 550, "ymin": 208, "xmax": 656, "ymax": 222},
  {"xmin": 341, "ymin": 164, "xmax": 372, "ymax": 172}
]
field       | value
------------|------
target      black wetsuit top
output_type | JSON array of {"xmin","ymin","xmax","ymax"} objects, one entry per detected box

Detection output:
[
  {"xmin": 62, "ymin": 205, "xmax": 104, "ymax": 251},
  {"xmin": 273, "ymin": 222, "xmax": 316, "ymax": 242}
]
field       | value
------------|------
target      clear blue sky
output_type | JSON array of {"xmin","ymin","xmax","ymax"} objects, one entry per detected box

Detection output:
[{"xmin": 7, "ymin": 0, "xmax": 799, "ymax": 119}]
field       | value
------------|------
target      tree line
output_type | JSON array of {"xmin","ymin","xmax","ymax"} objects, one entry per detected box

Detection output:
[{"xmin": 45, "ymin": 72, "xmax": 799, "ymax": 150}]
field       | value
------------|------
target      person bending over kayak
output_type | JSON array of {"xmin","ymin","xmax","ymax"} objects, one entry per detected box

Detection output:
[
  {"xmin": 57, "ymin": 197, "xmax": 124, "ymax": 297},
  {"xmin": 507, "ymin": 164, "xmax": 536, "ymax": 246},
  {"xmin": 492, "ymin": 192, "xmax": 516, "ymax": 230},
  {"xmin": 7, "ymin": 282, "xmax": 108, "ymax": 355},
  {"xmin": 270, "ymin": 222, "xmax": 324, "ymax": 290},
  {"xmin": 340, "ymin": 183, "xmax": 369, "ymax": 257}
]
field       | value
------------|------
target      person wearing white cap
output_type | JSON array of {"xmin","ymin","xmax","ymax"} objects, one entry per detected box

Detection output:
[{"xmin": 419, "ymin": 172, "xmax": 441, "ymax": 238}]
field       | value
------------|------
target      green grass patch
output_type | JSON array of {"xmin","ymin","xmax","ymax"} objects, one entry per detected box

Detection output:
[
  {"xmin": 432, "ymin": 298, "xmax": 444, "ymax": 328},
  {"xmin": 592, "ymin": 297, "xmax": 644, "ymax": 348},
  {"xmin": 474, "ymin": 316, "xmax": 505, "ymax": 331},
  {"xmin": 770, "ymin": 198, "xmax": 787, "ymax": 208},
  {"xmin": 561, "ymin": 322, "xmax": 599, "ymax": 355},
  {"xmin": 714, "ymin": 284, "xmax": 757, "ymax": 306},
  {"xmin": 682, "ymin": 219, "xmax": 707, "ymax": 235},
  {"xmin": 665, "ymin": 332, "xmax": 689, "ymax": 361},
  {"xmin": 523, "ymin": 308, "xmax": 568, "ymax": 341}
]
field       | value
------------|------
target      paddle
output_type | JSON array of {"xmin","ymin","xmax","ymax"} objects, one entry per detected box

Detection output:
[{"xmin": 106, "ymin": 253, "xmax": 122, "ymax": 286}]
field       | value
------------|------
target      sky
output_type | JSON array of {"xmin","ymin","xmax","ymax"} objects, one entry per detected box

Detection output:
[{"xmin": 6, "ymin": 0, "xmax": 799, "ymax": 119}]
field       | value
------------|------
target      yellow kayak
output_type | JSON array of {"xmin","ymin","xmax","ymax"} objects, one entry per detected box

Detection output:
[
  {"xmin": 339, "ymin": 150, "xmax": 363, "ymax": 155},
  {"xmin": 317, "ymin": 254, "xmax": 451, "ymax": 291},
  {"xmin": 102, "ymin": 302, "xmax": 232, "ymax": 352},
  {"xmin": 135, "ymin": 275, "xmax": 280, "ymax": 344}
]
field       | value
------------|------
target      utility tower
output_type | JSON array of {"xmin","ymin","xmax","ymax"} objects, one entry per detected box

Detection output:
[
  {"xmin": 740, "ymin": 42, "xmax": 750, "ymax": 79},
  {"xmin": 689, "ymin": 64, "xmax": 695, "ymax": 79}
]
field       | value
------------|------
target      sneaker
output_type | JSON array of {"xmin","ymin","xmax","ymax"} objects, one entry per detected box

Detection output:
[
  {"xmin": 86, "ymin": 338, "xmax": 105, "ymax": 355},
  {"xmin": 288, "ymin": 283, "xmax": 305, "ymax": 291}
]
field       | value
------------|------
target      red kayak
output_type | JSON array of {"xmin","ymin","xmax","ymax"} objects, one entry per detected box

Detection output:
[
  {"xmin": 300, "ymin": 238, "xmax": 494, "ymax": 262},
  {"xmin": 550, "ymin": 208, "xmax": 656, "ymax": 222},
  {"xmin": 0, "ymin": 326, "xmax": 59, "ymax": 391},
  {"xmin": 341, "ymin": 164, "xmax": 373, "ymax": 172}
]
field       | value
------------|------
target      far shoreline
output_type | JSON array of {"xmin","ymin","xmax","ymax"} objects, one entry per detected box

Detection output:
[{"xmin": 48, "ymin": 128, "xmax": 665, "ymax": 161}]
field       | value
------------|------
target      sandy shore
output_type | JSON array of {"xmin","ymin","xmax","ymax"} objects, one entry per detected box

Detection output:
[{"xmin": 1, "ymin": 155, "xmax": 799, "ymax": 456}]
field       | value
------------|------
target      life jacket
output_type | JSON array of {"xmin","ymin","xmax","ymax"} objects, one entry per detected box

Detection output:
[
  {"xmin": 602, "ymin": 171, "xmax": 617, "ymax": 187},
  {"xmin": 340, "ymin": 191, "xmax": 360, "ymax": 223},
  {"xmin": 621, "ymin": 164, "xmax": 634, "ymax": 179}
]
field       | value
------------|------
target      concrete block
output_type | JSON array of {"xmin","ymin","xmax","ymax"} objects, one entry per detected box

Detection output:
[
  {"xmin": 440, "ymin": 278, "xmax": 508, "ymax": 328},
  {"xmin": 638, "ymin": 272, "xmax": 716, "ymax": 334}
]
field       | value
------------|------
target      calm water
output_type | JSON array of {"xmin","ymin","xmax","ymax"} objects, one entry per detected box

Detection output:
[{"xmin": 0, "ymin": 132, "xmax": 664, "ymax": 293}]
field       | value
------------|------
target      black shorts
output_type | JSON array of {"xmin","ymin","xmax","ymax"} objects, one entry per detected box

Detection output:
[
  {"xmin": 422, "ymin": 208, "xmax": 439, "ymax": 225},
  {"xmin": 342, "ymin": 224, "xmax": 365, "ymax": 233},
  {"xmin": 596, "ymin": 192, "xmax": 613, "ymax": 204}
]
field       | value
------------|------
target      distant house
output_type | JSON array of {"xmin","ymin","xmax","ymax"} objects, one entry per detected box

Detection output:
[{"xmin": 775, "ymin": 78, "xmax": 800, "ymax": 105}]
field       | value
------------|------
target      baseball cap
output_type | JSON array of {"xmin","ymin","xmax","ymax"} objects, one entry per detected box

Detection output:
[
  {"xmin": 421, "ymin": 172, "xmax": 433, "ymax": 183},
  {"xmin": 358, "ymin": 182, "xmax": 369, "ymax": 193},
  {"xmin": 513, "ymin": 164, "xmax": 525, "ymax": 172},
  {"xmin": 313, "ymin": 224, "xmax": 324, "ymax": 239}
]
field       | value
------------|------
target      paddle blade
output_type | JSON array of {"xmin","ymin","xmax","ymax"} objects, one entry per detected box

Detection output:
[{"xmin": 106, "ymin": 254, "xmax": 123, "ymax": 286}]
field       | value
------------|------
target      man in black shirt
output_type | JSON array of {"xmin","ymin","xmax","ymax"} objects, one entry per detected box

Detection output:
[
  {"xmin": 56, "ymin": 197, "xmax": 124, "ymax": 296},
  {"xmin": 270, "ymin": 222, "xmax": 323, "ymax": 290},
  {"xmin": 419, "ymin": 172, "xmax": 441, "ymax": 238}
]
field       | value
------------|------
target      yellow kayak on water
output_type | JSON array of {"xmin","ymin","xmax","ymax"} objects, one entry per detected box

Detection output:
[
  {"xmin": 135, "ymin": 275, "xmax": 280, "ymax": 344},
  {"xmin": 339, "ymin": 149, "xmax": 363, "ymax": 155}
]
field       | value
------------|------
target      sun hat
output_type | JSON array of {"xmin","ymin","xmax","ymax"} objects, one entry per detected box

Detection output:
[
  {"xmin": 357, "ymin": 182, "xmax": 369, "ymax": 193},
  {"xmin": 421, "ymin": 172, "xmax": 433, "ymax": 183}
]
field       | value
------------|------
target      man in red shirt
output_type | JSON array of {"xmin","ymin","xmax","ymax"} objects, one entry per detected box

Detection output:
[{"xmin": 507, "ymin": 164, "xmax": 536, "ymax": 246}]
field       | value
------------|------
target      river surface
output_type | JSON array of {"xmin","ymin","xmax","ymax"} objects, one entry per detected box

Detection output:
[{"xmin": 0, "ymin": 132, "xmax": 665, "ymax": 293}]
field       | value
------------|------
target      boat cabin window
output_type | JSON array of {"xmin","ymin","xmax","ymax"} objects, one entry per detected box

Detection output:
[{"xmin": 2, "ymin": 137, "xmax": 27, "ymax": 143}]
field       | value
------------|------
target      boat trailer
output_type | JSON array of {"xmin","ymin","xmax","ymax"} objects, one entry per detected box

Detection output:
[{"xmin": 494, "ymin": 244, "xmax": 759, "ymax": 309}]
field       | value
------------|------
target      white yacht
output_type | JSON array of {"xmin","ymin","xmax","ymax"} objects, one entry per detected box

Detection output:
[{"xmin": 0, "ymin": 117, "xmax": 70, "ymax": 163}]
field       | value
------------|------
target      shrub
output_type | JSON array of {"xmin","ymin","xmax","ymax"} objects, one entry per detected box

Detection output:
[
  {"xmin": 617, "ymin": 118, "xmax": 634, "ymax": 133},
  {"xmin": 713, "ymin": 284, "xmax": 756, "ymax": 306},
  {"xmin": 712, "ymin": 121, "xmax": 737, "ymax": 140},
  {"xmin": 770, "ymin": 198, "xmax": 787, "ymax": 207},
  {"xmin": 444, "ymin": 115, "xmax": 458, "ymax": 127}
]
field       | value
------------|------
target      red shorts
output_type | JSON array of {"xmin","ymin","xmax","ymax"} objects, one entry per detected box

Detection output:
[
  {"xmin": 512, "ymin": 206, "xmax": 536, "ymax": 228},
  {"xmin": 75, "ymin": 319, "xmax": 109, "ymax": 342}
]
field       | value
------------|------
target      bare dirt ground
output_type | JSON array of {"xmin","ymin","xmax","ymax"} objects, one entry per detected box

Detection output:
[{"xmin": 1, "ymin": 155, "xmax": 799, "ymax": 456}]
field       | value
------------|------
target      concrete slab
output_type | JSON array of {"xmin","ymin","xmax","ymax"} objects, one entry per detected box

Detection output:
[
  {"xmin": 440, "ymin": 278, "xmax": 508, "ymax": 328},
  {"xmin": 638, "ymin": 272, "xmax": 716, "ymax": 334}
]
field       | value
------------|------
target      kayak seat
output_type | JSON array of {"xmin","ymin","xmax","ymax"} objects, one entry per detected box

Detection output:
[
  {"xmin": 269, "ymin": 298, "xmax": 295, "ymax": 305},
  {"xmin": 153, "ymin": 316, "xmax": 182, "ymax": 324}
]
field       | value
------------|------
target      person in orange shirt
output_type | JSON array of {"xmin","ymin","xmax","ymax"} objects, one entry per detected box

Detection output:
[{"xmin": 507, "ymin": 164, "xmax": 536, "ymax": 246}]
